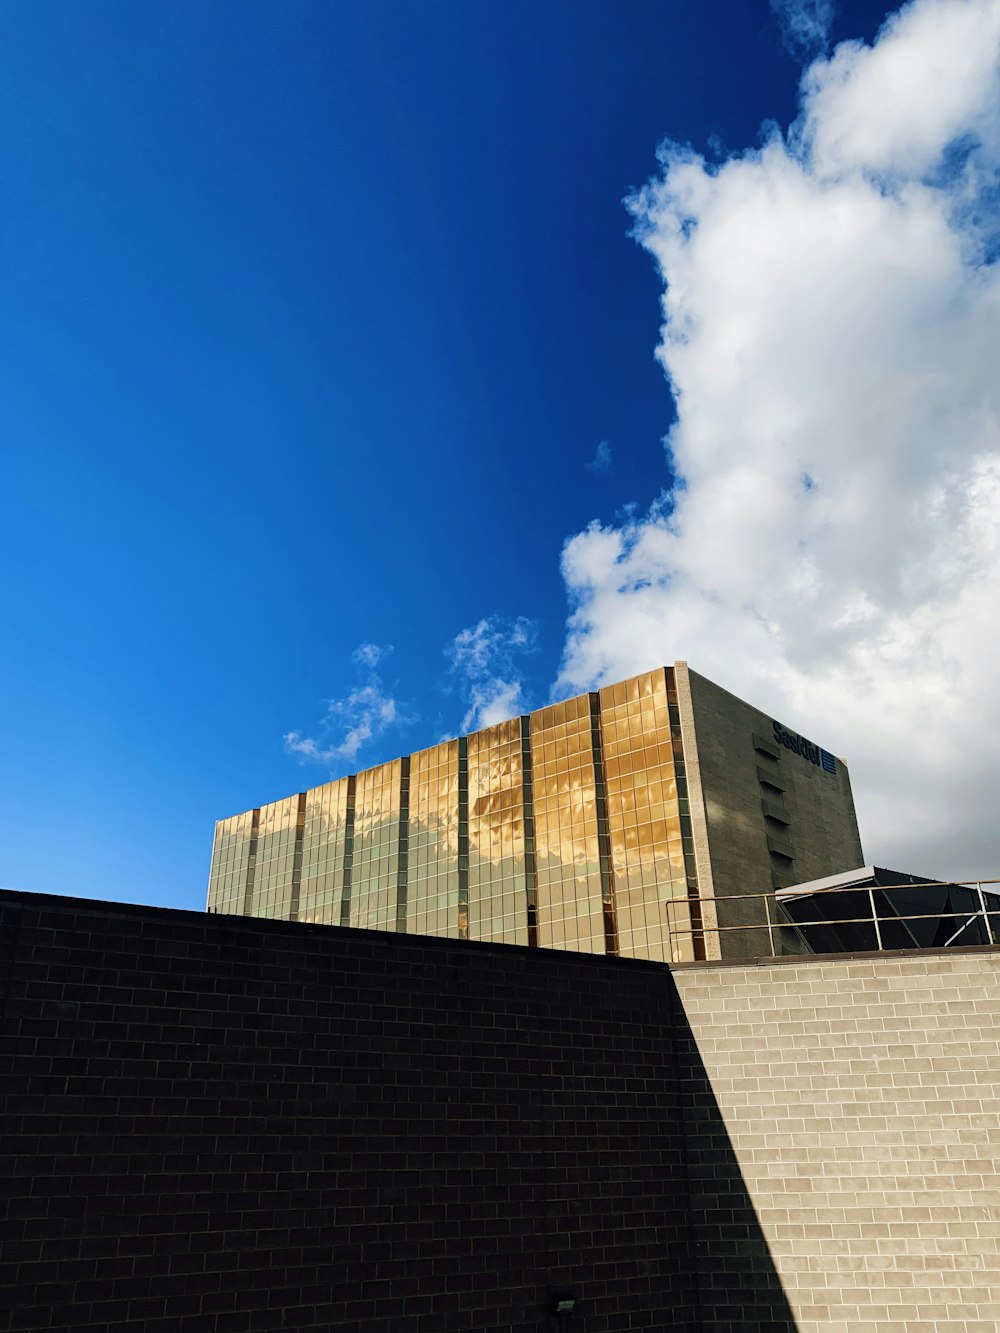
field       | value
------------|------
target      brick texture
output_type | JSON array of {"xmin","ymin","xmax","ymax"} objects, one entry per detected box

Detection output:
[
  {"xmin": 15, "ymin": 890, "xmax": 991, "ymax": 1332},
  {"xmin": 675, "ymin": 950, "xmax": 1000, "ymax": 1333},
  {"xmin": 0, "ymin": 892, "xmax": 706, "ymax": 1333}
]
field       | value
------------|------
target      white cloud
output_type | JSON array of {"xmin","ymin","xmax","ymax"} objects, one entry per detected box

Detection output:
[
  {"xmin": 284, "ymin": 643, "xmax": 403, "ymax": 766},
  {"xmin": 447, "ymin": 616, "xmax": 537, "ymax": 733},
  {"xmin": 586, "ymin": 440, "xmax": 613, "ymax": 474},
  {"xmin": 351, "ymin": 641, "xmax": 389, "ymax": 670},
  {"xmin": 771, "ymin": 0, "xmax": 835, "ymax": 55},
  {"xmin": 800, "ymin": 0, "xmax": 1000, "ymax": 178},
  {"xmin": 557, "ymin": 0, "xmax": 1000, "ymax": 879}
]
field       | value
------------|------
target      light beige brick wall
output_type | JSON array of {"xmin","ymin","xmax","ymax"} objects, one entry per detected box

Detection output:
[{"xmin": 675, "ymin": 949, "xmax": 1000, "ymax": 1333}]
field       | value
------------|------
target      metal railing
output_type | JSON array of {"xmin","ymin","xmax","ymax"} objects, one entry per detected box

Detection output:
[{"xmin": 664, "ymin": 878, "xmax": 1000, "ymax": 961}]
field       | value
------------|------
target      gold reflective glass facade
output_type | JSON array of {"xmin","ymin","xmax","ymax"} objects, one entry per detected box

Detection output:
[
  {"xmin": 350, "ymin": 759, "xmax": 404, "ymax": 933},
  {"xmin": 599, "ymin": 668, "xmax": 699, "ymax": 963},
  {"xmin": 300, "ymin": 778, "xmax": 353, "ymax": 926},
  {"xmin": 247, "ymin": 794, "xmax": 301, "ymax": 921},
  {"xmin": 467, "ymin": 719, "xmax": 530, "ymax": 947},
  {"xmin": 207, "ymin": 809, "xmax": 255, "ymax": 917},
  {"xmin": 530, "ymin": 695, "xmax": 607, "ymax": 954},
  {"xmin": 407, "ymin": 741, "xmax": 461, "ymax": 939},
  {"xmin": 207, "ymin": 667, "xmax": 707, "ymax": 961}
]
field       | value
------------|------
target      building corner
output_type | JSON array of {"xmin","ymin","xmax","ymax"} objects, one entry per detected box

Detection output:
[{"xmin": 673, "ymin": 661, "xmax": 721, "ymax": 961}]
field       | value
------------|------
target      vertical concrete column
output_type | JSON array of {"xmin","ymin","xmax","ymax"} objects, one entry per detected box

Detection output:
[{"xmin": 673, "ymin": 661, "xmax": 721, "ymax": 960}]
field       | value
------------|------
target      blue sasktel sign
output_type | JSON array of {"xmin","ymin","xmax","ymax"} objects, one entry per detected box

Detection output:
[{"xmin": 772, "ymin": 720, "xmax": 837, "ymax": 775}]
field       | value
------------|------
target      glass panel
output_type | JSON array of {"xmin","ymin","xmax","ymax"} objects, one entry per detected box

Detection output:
[
  {"xmin": 467, "ymin": 718, "xmax": 528, "ymax": 945},
  {"xmin": 207, "ymin": 665, "xmax": 701, "ymax": 960},
  {"xmin": 599, "ymin": 667, "xmax": 685, "ymax": 963},
  {"xmin": 529, "ymin": 694, "xmax": 604, "ymax": 955},
  {"xmin": 351, "ymin": 759, "xmax": 403, "ymax": 933},
  {"xmin": 206, "ymin": 809, "xmax": 255, "ymax": 916},
  {"xmin": 299, "ymin": 778, "xmax": 352, "ymax": 926},
  {"xmin": 248, "ymin": 795, "xmax": 299, "ymax": 921},
  {"xmin": 407, "ymin": 740, "xmax": 461, "ymax": 938}
]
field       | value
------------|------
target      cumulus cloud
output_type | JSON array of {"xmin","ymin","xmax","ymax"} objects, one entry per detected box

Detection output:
[
  {"xmin": 284, "ymin": 642, "xmax": 403, "ymax": 766},
  {"xmin": 586, "ymin": 440, "xmax": 613, "ymax": 474},
  {"xmin": 447, "ymin": 616, "xmax": 537, "ymax": 733},
  {"xmin": 557, "ymin": 0, "xmax": 1000, "ymax": 877},
  {"xmin": 771, "ymin": 0, "xmax": 835, "ymax": 55}
]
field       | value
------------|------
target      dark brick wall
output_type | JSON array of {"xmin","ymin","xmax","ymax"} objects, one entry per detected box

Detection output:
[{"xmin": 0, "ymin": 892, "xmax": 701, "ymax": 1333}]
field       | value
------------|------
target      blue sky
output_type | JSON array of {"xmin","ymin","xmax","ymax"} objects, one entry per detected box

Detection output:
[{"xmin": 7, "ymin": 0, "xmax": 993, "ymax": 910}]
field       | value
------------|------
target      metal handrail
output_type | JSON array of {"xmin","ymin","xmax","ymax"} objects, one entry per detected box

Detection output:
[
  {"xmin": 664, "ymin": 879, "xmax": 1000, "ymax": 959},
  {"xmin": 678, "ymin": 878, "xmax": 1000, "ymax": 904}
]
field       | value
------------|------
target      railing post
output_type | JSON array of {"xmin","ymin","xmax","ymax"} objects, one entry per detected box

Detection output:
[
  {"xmin": 764, "ymin": 892, "xmax": 776, "ymax": 958},
  {"xmin": 975, "ymin": 881, "xmax": 995, "ymax": 945},
  {"xmin": 868, "ymin": 885, "xmax": 884, "ymax": 952}
]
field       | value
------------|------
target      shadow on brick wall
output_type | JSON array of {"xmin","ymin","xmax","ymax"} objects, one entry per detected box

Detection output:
[
  {"xmin": 0, "ymin": 893, "xmax": 794, "ymax": 1332},
  {"xmin": 668, "ymin": 977, "xmax": 797, "ymax": 1330}
]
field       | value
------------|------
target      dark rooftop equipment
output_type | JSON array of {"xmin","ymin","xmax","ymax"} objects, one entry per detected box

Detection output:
[{"xmin": 774, "ymin": 865, "xmax": 1000, "ymax": 954}]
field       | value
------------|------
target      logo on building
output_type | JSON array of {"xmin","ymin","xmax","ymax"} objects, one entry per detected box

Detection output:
[{"xmin": 772, "ymin": 720, "xmax": 837, "ymax": 775}]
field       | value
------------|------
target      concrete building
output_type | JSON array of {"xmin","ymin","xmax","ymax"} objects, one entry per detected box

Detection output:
[{"xmin": 207, "ymin": 663, "xmax": 863, "ymax": 960}]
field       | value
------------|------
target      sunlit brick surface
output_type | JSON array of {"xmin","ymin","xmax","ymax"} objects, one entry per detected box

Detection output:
[{"xmin": 675, "ymin": 951, "xmax": 1000, "ymax": 1333}]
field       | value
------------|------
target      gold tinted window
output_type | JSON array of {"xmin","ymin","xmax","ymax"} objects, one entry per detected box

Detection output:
[
  {"xmin": 529, "ymin": 693, "xmax": 605, "ymax": 955},
  {"xmin": 300, "ymin": 778, "xmax": 352, "ymax": 926},
  {"xmin": 599, "ymin": 668, "xmax": 688, "ymax": 962},
  {"xmin": 248, "ymin": 795, "xmax": 299, "ymax": 921},
  {"xmin": 407, "ymin": 741, "xmax": 461, "ymax": 939},
  {"xmin": 206, "ymin": 809, "xmax": 255, "ymax": 916},
  {"xmin": 207, "ymin": 664, "xmax": 702, "ymax": 959},
  {"xmin": 351, "ymin": 759, "xmax": 403, "ymax": 932},
  {"xmin": 467, "ymin": 718, "xmax": 528, "ymax": 946}
]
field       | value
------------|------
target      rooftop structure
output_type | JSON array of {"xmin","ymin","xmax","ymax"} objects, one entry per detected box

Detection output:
[{"xmin": 774, "ymin": 865, "xmax": 1000, "ymax": 954}]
